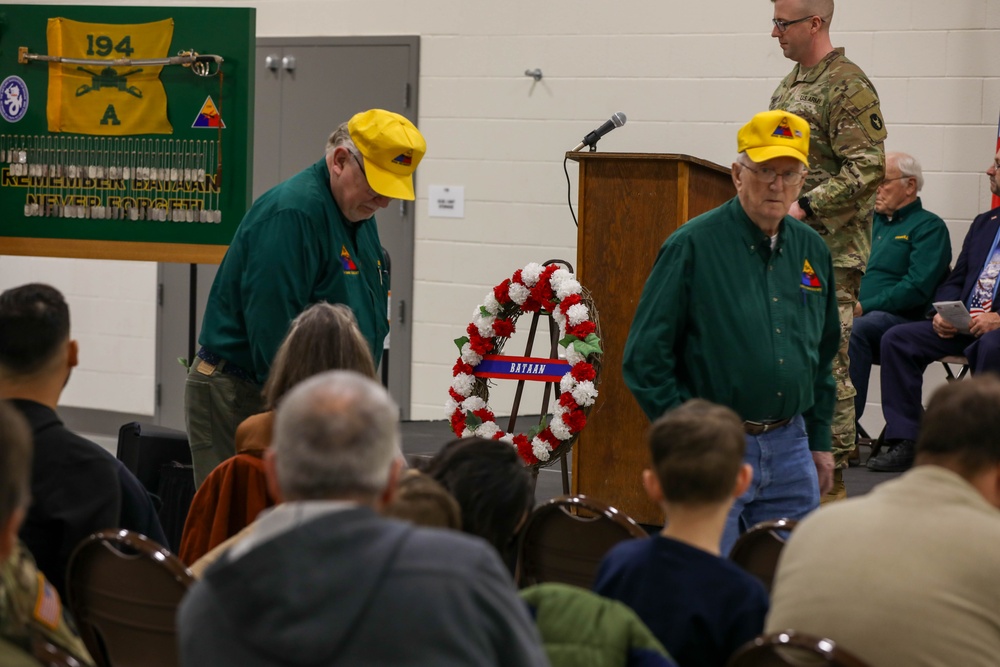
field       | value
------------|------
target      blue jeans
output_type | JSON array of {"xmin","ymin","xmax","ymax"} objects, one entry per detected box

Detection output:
[
  {"xmin": 721, "ymin": 415, "xmax": 819, "ymax": 555},
  {"xmin": 848, "ymin": 311, "xmax": 909, "ymax": 420}
]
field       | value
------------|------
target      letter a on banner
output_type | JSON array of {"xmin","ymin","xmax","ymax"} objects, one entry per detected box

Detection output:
[{"xmin": 46, "ymin": 17, "xmax": 174, "ymax": 135}]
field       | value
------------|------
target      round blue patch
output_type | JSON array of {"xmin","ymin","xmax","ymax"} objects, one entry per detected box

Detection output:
[{"xmin": 0, "ymin": 76, "xmax": 29, "ymax": 123}]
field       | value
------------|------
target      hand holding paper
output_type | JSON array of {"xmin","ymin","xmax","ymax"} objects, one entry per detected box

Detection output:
[{"xmin": 933, "ymin": 301, "xmax": 971, "ymax": 335}]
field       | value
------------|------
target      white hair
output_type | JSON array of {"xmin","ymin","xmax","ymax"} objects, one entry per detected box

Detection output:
[{"xmin": 272, "ymin": 370, "xmax": 401, "ymax": 500}]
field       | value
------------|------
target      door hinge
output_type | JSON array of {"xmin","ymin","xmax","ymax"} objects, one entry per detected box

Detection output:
[
  {"xmin": 157, "ymin": 282, "xmax": 164, "ymax": 307},
  {"xmin": 404, "ymin": 82, "xmax": 411, "ymax": 109},
  {"xmin": 155, "ymin": 382, "xmax": 162, "ymax": 407},
  {"xmin": 397, "ymin": 299, "xmax": 406, "ymax": 325}
]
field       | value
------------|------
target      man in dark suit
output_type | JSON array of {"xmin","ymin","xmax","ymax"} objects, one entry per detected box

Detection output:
[
  {"xmin": 0, "ymin": 283, "xmax": 165, "ymax": 598},
  {"xmin": 869, "ymin": 150, "xmax": 1000, "ymax": 472}
]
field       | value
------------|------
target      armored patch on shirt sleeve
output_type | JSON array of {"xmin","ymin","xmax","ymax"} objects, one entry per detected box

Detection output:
[{"xmin": 845, "ymin": 84, "xmax": 887, "ymax": 144}]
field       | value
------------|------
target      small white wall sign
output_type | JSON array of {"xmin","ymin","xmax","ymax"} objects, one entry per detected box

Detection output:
[{"xmin": 428, "ymin": 185, "xmax": 465, "ymax": 218}]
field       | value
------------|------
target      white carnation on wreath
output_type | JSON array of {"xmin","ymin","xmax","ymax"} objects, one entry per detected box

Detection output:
[
  {"xmin": 521, "ymin": 262, "xmax": 544, "ymax": 286},
  {"xmin": 452, "ymin": 373, "xmax": 476, "ymax": 396},
  {"xmin": 475, "ymin": 421, "xmax": 502, "ymax": 439},
  {"xmin": 499, "ymin": 432, "xmax": 515, "ymax": 444},
  {"xmin": 567, "ymin": 303, "xmax": 590, "ymax": 327},
  {"xmin": 560, "ymin": 374, "xmax": 577, "ymax": 394},
  {"xmin": 445, "ymin": 397, "xmax": 459, "ymax": 414},
  {"xmin": 572, "ymin": 380, "xmax": 599, "ymax": 407},
  {"xmin": 531, "ymin": 437, "xmax": 552, "ymax": 462},
  {"xmin": 472, "ymin": 311, "xmax": 495, "ymax": 338},
  {"xmin": 461, "ymin": 396, "xmax": 486, "ymax": 412},
  {"xmin": 508, "ymin": 282, "xmax": 530, "ymax": 305},
  {"xmin": 564, "ymin": 343, "xmax": 586, "ymax": 365},
  {"xmin": 483, "ymin": 292, "xmax": 501, "ymax": 314},
  {"xmin": 550, "ymin": 414, "xmax": 572, "ymax": 440},
  {"xmin": 551, "ymin": 306, "xmax": 567, "ymax": 327},
  {"xmin": 460, "ymin": 342, "xmax": 483, "ymax": 365}
]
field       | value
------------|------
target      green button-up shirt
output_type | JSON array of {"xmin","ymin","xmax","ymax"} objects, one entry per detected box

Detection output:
[
  {"xmin": 858, "ymin": 198, "xmax": 951, "ymax": 320},
  {"xmin": 623, "ymin": 197, "xmax": 840, "ymax": 451}
]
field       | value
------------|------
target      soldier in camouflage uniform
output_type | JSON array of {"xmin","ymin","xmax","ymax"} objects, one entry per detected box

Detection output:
[
  {"xmin": 0, "ymin": 401, "xmax": 94, "ymax": 667},
  {"xmin": 769, "ymin": 0, "xmax": 887, "ymax": 500}
]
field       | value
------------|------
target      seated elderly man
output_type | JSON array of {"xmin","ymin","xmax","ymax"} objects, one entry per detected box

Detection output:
[
  {"xmin": 178, "ymin": 370, "xmax": 549, "ymax": 667},
  {"xmin": 767, "ymin": 375, "xmax": 1000, "ymax": 667},
  {"xmin": 868, "ymin": 148, "xmax": 1000, "ymax": 472},
  {"xmin": 849, "ymin": 152, "xmax": 951, "ymax": 432}
]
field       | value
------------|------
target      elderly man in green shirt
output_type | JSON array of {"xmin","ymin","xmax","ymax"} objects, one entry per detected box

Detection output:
[
  {"xmin": 623, "ymin": 110, "xmax": 840, "ymax": 554},
  {"xmin": 849, "ymin": 152, "xmax": 951, "ymax": 431}
]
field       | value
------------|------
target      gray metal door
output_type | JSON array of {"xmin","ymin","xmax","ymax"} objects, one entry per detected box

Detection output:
[{"xmin": 157, "ymin": 36, "xmax": 419, "ymax": 430}]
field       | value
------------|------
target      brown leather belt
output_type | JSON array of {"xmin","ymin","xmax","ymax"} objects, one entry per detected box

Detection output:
[{"xmin": 743, "ymin": 417, "xmax": 792, "ymax": 436}]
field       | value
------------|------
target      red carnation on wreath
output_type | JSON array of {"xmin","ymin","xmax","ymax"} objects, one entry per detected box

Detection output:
[{"xmin": 446, "ymin": 262, "xmax": 603, "ymax": 466}]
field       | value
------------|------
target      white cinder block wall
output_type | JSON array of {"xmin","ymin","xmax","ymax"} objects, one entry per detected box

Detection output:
[{"xmin": 4, "ymin": 1, "xmax": 1000, "ymax": 432}]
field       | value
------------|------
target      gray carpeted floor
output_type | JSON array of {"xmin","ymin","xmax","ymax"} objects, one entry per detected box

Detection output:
[{"xmin": 401, "ymin": 420, "xmax": 902, "ymax": 509}]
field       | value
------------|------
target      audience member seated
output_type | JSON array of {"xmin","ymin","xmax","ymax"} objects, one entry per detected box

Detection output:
[
  {"xmin": 767, "ymin": 376, "xmax": 1000, "ymax": 667},
  {"xmin": 521, "ymin": 582, "xmax": 676, "ymax": 667},
  {"xmin": 849, "ymin": 151, "xmax": 951, "ymax": 428},
  {"xmin": 383, "ymin": 470, "xmax": 462, "ymax": 530},
  {"xmin": 592, "ymin": 399, "xmax": 769, "ymax": 667},
  {"xmin": 422, "ymin": 436, "xmax": 535, "ymax": 574},
  {"xmin": 179, "ymin": 302, "xmax": 376, "ymax": 565},
  {"xmin": 869, "ymin": 148, "xmax": 1000, "ymax": 472},
  {"xmin": 0, "ymin": 400, "xmax": 95, "ymax": 667},
  {"xmin": 0, "ymin": 284, "xmax": 165, "ymax": 598},
  {"xmin": 178, "ymin": 371, "xmax": 549, "ymax": 666}
]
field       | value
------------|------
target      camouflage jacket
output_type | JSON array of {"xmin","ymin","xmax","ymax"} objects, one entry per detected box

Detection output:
[
  {"xmin": 0, "ymin": 543, "xmax": 94, "ymax": 666},
  {"xmin": 771, "ymin": 48, "xmax": 887, "ymax": 271}
]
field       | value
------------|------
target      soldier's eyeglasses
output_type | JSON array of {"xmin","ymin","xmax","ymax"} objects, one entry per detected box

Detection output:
[
  {"xmin": 772, "ymin": 16, "xmax": 820, "ymax": 32},
  {"xmin": 739, "ymin": 162, "xmax": 806, "ymax": 187}
]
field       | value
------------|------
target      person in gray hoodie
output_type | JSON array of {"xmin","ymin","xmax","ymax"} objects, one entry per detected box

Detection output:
[{"xmin": 177, "ymin": 370, "xmax": 549, "ymax": 667}]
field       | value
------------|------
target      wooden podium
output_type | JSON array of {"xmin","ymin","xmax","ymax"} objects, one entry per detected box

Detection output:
[{"xmin": 569, "ymin": 152, "xmax": 735, "ymax": 525}]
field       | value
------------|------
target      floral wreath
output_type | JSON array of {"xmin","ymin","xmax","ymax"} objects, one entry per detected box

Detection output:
[{"xmin": 446, "ymin": 261, "xmax": 603, "ymax": 467}]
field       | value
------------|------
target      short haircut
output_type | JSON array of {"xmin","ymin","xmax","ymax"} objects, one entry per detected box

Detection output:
[
  {"xmin": 263, "ymin": 302, "xmax": 377, "ymax": 409},
  {"xmin": 0, "ymin": 400, "xmax": 33, "ymax": 527},
  {"xmin": 889, "ymin": 151, "xmax": 925, "ymax": 192},
  {"xmin": 423, "ymin": 437, "xmax": 534, "ymax": 559},
  {"xmin": 917, "ymin": 375, "xmax": 1000, "ymax": 476},
  {"xmin": 272, "ymin": 370, "xmax": 401, "ymax": 500},
  {"xmin": 0, "ymin": 283, "xmax": 70, "ymax": 377},
  {"xmin": 648, "ymin": 399, "xmax": 746, "ymax": 505},
  {"xmin": 325, "ymin": 122, "xmax": 357, "ymax": 155},
  {"xmin": 384, "ymin": 470, "xmax": 462, "ymax": 530},
  {"xmin": 773, "ymin": 0, "xmax": 834, "ymax": 23}
]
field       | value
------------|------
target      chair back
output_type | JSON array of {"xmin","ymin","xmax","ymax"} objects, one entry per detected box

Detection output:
[
  {"xmin": 726, "ymin": 630, "xmax": 870, "ymax": 667},
  {"xmin": 729, "ymin": 518, "xmax": 797, "ymax": 593},
  {"xmin": 515, "ymin": 494, "xmax": 647, "ymax": 589},
  {"xmin": 31, "ymin": 637, "xmax": 86, "ymax": 667},
  {"xmin": 66, "ymin": 529, "xmax": 194, "ymax": 667}
]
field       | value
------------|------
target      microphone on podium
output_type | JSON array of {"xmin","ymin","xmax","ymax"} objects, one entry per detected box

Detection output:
[{"xmin": 572, "ymin": 112, "xmax": 627, "ymax": 151}]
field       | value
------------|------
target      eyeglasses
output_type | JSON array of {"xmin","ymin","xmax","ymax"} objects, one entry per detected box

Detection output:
[
  {"xmin": 879, "ymin": 176, "xmax": 912, "ymax": 186},
  {"xmin": 739, "ymin": 162, "xmax": 806, "ymax": 187},
  {"xmin": 772, "ymin": 16, "xmax": 821, "ymax": 32},
  {"xmin": 349, "ymin": 151, "xmax": 380, "ymax": 198}
]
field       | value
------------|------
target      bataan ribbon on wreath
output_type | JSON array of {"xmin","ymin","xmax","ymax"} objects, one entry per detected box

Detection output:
[
  {"xmin": 46, "ymin": 17, "xmax": 174, "ymax": 135},
  {"xmin": 447, "ymin": 262, "xmax": 603, "ymax": 467}
]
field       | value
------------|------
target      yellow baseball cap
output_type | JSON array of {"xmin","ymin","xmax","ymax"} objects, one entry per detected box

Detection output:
[
  {"xmin": 348, "ymin": 109, "xmax": 426, "ymax": 201},
  {"xmin": 737, "ymin": 110, "xmax": 810, "ymax": 167}
]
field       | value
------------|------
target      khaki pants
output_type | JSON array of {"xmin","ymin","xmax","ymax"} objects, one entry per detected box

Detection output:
[{"xmin": 184, "ymin": 357, "xmax": 263, "ymax": 487}]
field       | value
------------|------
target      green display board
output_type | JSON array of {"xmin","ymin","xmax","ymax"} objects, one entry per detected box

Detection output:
[{"xmin": 0, "ymin": 4, "xmax": 254, "ymax": 263}]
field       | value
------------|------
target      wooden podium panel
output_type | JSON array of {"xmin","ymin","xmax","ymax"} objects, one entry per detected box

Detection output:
[{"xmin": 570, "ymin": 152, "xmax": 735, "ymax": 524}]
